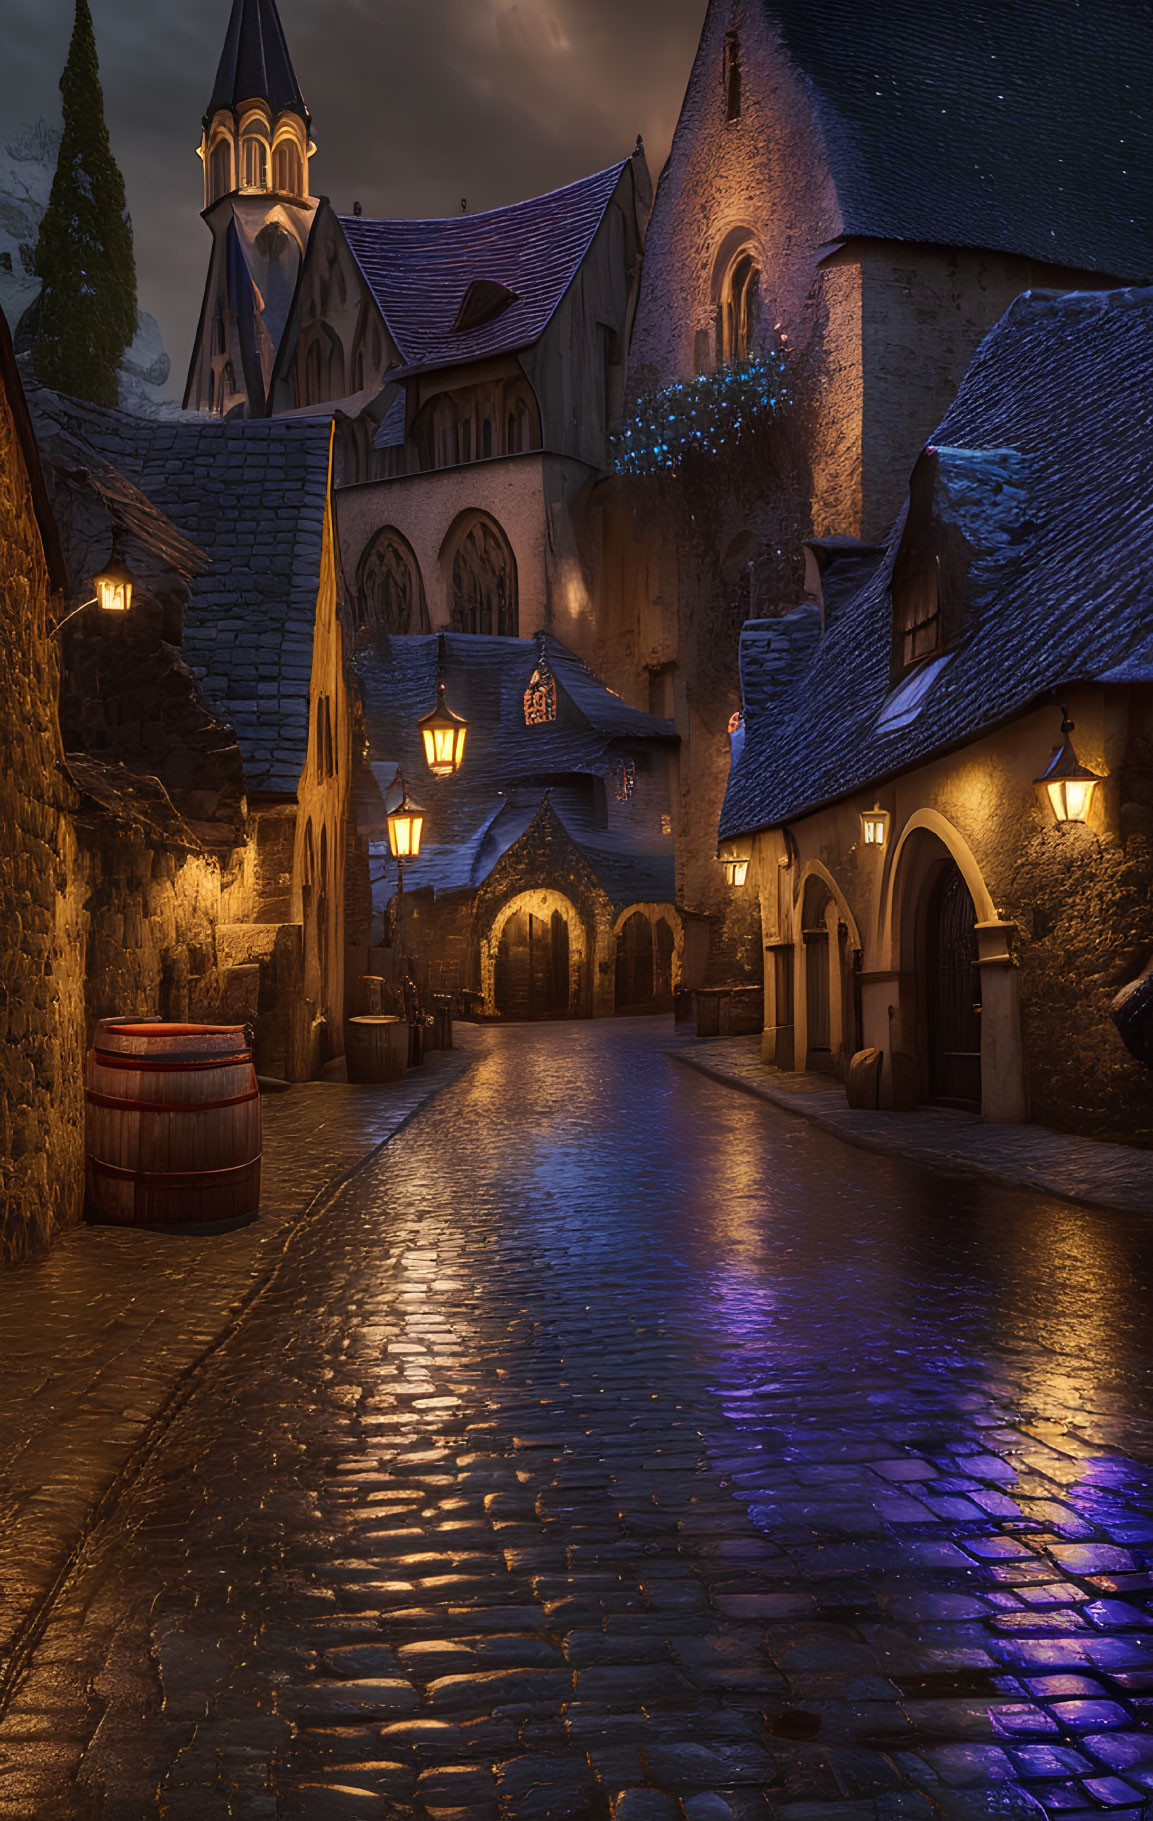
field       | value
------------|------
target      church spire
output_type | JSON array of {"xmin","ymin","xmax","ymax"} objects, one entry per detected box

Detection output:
[{"xmin": 205, "ymin": 0, "xmax": 309, "ymax": 129}]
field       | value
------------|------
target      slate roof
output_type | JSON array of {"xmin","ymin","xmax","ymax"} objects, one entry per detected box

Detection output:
[
  {"xmin": 359, "ymin": 632, "xmax": 677, "ymax": 907},
  {"xmin": 721, "ymin": 285, "xmax": 1153, "ymax": 838},
  {"xmin": 766, "ymin": 0, "xmax": 1153, "ymax": 282},
  {"xmin": 30, "ymin": 387, "xmax": 331, "ymax": 796},
  {"xmin": 339, "ymin": 163, "xmax": 630, "ymax": 375},
  {"xmin": 206, "ymin": 0, "xmax": 309, "ymax": 127}
]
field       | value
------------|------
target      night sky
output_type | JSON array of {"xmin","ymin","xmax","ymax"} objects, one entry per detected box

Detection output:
[{"xmin": 0, "ymin": 0, "xmax": 707, "ymax": 396}]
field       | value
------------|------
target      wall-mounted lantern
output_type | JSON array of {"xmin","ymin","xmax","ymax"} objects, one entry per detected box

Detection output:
[
  {"xmin": 387, "ymin": 775, "xmax": 426, "ymax": 860},
  {"xmin": 419, "ymin": 634, "xmax": 468, "ymax": 777},
  {"xmin": 860, "ymin": 806, "xmax": 890, "ymax": 848},
  {"xmin": 93, "ymin": 545, "xmax": 134, "ymax": 614},
  {"xmin": 718, "ymin": 843, "xmax": 750, "ymax": 887},
  {"xmin": 52, "ymin": 538, "xmax": 136, "ymax": 636},
  {"xmin": 1035, "ymin": 708, "xmax": 1104, "ymax": 825}
]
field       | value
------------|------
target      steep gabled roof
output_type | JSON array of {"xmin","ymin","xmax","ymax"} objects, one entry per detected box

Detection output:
[
  {"xmin": 339, "ymin": 162, "xmax": 630, "ymax": 374},
  {"xmin": 766, "ymin": 0, "xmax": 1153, "ymax": 281},
  {"xmin": 721, "ymin": 285, "xmax": 1153, "ymax": 838},
  {"xmin": 31, "ymin": 388, "xmax": 331, "ymax": 797},
  {"xmin": 206, "ymin": 0, "xmax": 309, "ymax": 127}
]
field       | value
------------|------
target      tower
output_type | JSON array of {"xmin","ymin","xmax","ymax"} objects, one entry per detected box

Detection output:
[{"xmin": 185, "ymin": 0, "xmax": 319, "ymax": 416}]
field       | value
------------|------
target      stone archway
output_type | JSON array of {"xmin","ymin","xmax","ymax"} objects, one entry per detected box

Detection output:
[
  {"xmin": 612, "ymin": 904, "xmax": 684, "ymax": 1014},
  {"xmin": 482, "ymin": 889, "xmax": 587, "ymax": 1019},
  {"xmin": 885, "ymin": 815, "xmax": 1025, "ymax": 1122}
]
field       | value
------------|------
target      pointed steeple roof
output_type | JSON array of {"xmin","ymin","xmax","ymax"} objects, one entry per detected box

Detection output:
[{"xmin": 205, "ymin": 0, "xmax": 309, "ymax": 127}]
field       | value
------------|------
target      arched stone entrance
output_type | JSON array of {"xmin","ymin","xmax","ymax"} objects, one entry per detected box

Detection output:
[
  {"xmin": 612, "ymin": 904, "xmax": 683, "ymax": 1014},
  {"xmin": 481, "ymin": 890, "xmax": 587, "ymax": 1019}
]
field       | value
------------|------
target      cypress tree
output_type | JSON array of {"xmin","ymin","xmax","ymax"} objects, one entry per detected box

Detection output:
[{"xmin": 33, "ymin": 0, "xmax": 137, "ymax": 407}]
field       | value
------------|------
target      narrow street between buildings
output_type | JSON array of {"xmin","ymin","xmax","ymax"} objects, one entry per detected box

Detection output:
[{"xmin": 1, "ymin": 1019, "xmax": 1151, "ymax": 1821}]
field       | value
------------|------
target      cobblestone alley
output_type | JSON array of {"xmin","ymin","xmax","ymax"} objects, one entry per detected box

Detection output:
[{"xmin": 1, "ymin": 1020, "xmax": 1152, "ymax": 1821}]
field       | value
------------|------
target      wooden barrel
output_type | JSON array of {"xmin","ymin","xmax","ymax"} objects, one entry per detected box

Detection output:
[
  {"xmin": 85, "ymin": 1021, "xmax": 261, "ymax": 1229},
  {"xmin": 345, "ymin": 1016, "xmax": 408, "ymax": 1084}
]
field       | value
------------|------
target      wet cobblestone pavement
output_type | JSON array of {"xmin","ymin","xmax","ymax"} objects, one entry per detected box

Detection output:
[{"xmin": 1, "ymin": 1019, "xmax": 1152, "ymax": 1821}]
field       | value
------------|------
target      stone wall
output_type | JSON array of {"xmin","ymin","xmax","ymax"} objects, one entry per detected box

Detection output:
[{"xmin": 0, "ymin": 368, "xmax": 85, "ymax": 1264}]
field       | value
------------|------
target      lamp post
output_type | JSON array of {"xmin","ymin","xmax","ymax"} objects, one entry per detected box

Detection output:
[
  {"xmin": 718, "ymin": 844, "xmax": 750, "ymax": 887},
  {"xmin": 51, "ymin": 538, "xmax": 136, "ymax": 636},
  {"xmin": 419, "ymin": 635, "xmax": 468, "ymax": 777},
  {"xmin": 860, "ymin": 806, "xmax": 890, "ymax": 848},
  {"xmin": 1035, "ymin": 707, "xmax": 1104, "ymax": 824}
]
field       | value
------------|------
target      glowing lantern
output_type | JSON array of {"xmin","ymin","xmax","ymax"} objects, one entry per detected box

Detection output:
[
  {"xmin": 719, "ymin": 845, "xmax": 749, "ymax": 886},
  {"xmin": 94, "ymin": 548, "xmax": 134, "ymax": 614},
  {"xmin": 419, "ymin": 680, "xmax": 468, "ymax": 778},
  {"xmin": 387, "ymin": 778, "xmax": 426, "ymax": 860},
  {"xmin": 861, "ymin": 807, "xmax": 890, "ymax": 847},
  {"xmin": 1035, "ymin": 709, "xmax": 1104, "ymax": 825}
]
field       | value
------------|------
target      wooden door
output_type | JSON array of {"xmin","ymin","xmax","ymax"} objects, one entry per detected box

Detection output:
[{"xmin": 926, "ymin": 861, "xmax": 982, "ymax": 1108}]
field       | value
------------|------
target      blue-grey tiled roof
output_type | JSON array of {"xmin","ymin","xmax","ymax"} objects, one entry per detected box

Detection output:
[
  {"xmin": 339, "ymin": 163, "xmax": 630, "ymax": 375},
  {"xmin": 768, "ymin": 0, "xmax": 1153, "ymax": 282},
  {"xmin": 30, "ymin": 388, "xmax": 331, "ymax": 796},
  {"xmin": 721, "ymin": 285, "xmax": 1153, "ymax": 837},
  {"xmin": 360, "ymin": 632, "xmax": 676, "ymax": 907}
]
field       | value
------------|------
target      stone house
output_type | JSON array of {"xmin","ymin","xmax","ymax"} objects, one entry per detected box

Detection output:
[
  {"xmin": 354, "ymin": 633, "xmax": 680, "ymax": 1019},
  {"xmin": 720, "ymin": 286, "xmax": 1153, "ymax": 1141},
  {"xmin": 30, "ymin": 386, "xmax": 350, "ymax": 1083},
  {"xmin": 594, "ymin": 0, "xmax": 1153, "ymax": 993}
]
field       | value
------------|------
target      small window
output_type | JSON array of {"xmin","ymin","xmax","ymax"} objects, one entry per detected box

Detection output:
[
  {"xmin": 507, "ymin": 411, "xmax": 519, "ymax": 454},
  {"xmin": 890, "ymin": 446, "xmax": 968, "ymax": 672},
  {"xmin": 461, "ymin": 419, "xmax": 472, "ymax": 463},
  {"xmin": 895, "ymin": 553, "xmax": 941, "ymax": 667},
  {"xmin": 273, "ymin": 141, "xmax": 301, "ymax": 195},
  {"xmin": 209, "ymin": 139, "xmax": 232, "ymax": 202},
  {"xmin": 724, "ymin": 33, "xmax": 742, "ymax": 121},
  {"xmin": 718, "ymin": 250, "xmax": 761, "ymax": 364},
  {"xmin": 242, "ymin": 135, "xmax": 268, "ymax": 190},
  {"xmin": 482, "ymin": 418, "xmax": 493, "ymax": 459}
]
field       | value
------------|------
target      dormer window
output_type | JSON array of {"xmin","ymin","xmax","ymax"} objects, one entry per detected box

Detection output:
[
  {"xmin": 891, "ymin": 446, "xmax": 968, "ymax": 673},
  {"xmin": 453, "ymin": 279, "xmax": 518, "ymax": 333},
  {"xmin": 724, "ymin": 33, "xmax": 742, "ymax": 121}
]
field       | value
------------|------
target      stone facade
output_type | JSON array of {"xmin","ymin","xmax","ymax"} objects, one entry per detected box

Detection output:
[
  {"xmin": 746, "ymin": 691, "xmax": 1153, "ymax": 1141},
  {"xmin": 0, "ymin": 335, "xmax": 84, "ymax": 1264}
]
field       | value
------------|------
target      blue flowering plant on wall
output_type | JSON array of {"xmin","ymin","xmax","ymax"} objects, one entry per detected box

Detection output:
[{"xmin": 611, "ymin": 354, "xmax": 792, "ymax": 480}]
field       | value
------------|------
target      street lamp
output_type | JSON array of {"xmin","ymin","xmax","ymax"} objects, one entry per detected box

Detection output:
[
  {"xmin": 1035, "ymin": 707, "xmax": 1104, "ymax": 824},
  {"xmin": 419, "ymin": 637, "xmax": 468, "ymax": 777},
  {"xmin": 387, "ymin": 775, "xmax": 426, "ymax": 860},
  {"xmin": 860, "ymin": 806, "xmax": 890, "ymax": 848},
  {"xmin": 51, "ymin": 538, "xmax": 136, "ymax": 636}
]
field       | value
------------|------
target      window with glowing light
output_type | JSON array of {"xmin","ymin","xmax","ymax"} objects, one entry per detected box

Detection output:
[
  {"xmin": 208, "ymin": 138, "xmax": 232, "ymax": 202},
  {"xmin": 273, "ymin": 141, "xmax": 302, "ymax": 195},
  {"xmin": 612, "ymin": 757, "xmax": 637, "ymax": 803},
  {"xmin": 523, "ymin": 661, "xmax": 557, "ymax": 725}
]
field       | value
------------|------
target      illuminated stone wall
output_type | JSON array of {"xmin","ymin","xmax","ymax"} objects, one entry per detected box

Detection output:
[
  {"xmin": 0, "ymin": 372, "xmax": 85, "ymax": 1263},
  {"xmin": 746, "ymin": 691, "xmax": 1153, "ymax": 1138}
]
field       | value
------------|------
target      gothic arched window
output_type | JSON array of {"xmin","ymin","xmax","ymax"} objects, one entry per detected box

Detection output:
[
  {"xmin": 718, "ymin": 250, "xmax": 761, "ymax": 365},
  {"xmin": 450, "ymin": 517, "xmax": 518, "ymax": 637},
  {"xmin": 209, "ymin": 139, "xmax": 232, "ymax": 203},
  {"xmin": 273, "ymin": 141, "xmax": 302, "ymax": 196},
  {"xmin": 356, "ymin": 528, "xmax": 429, "ymax": 650},
  {"xmin": 242, "ymin": 134, "xmax": 269, "ymax": 191}
]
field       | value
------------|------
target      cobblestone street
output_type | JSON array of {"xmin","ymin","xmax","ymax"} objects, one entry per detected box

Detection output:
[{"xmin": 1, "ymin": 1019, "xmax": 1152, "ymax": 1821}]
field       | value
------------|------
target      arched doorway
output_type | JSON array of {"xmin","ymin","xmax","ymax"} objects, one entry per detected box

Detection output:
[
  {"xmin": 924, "ymin": 860, "xmax": 982, "ymax": 1108},
  {"xmin": 495, "ymin": 908, "xmax": 570, "ymax": 1019},
  {"xmin": 615, "ymin": 912, "xmax": 653, "ymax": 1011},
  {"xmin": 801, "ymin": 875, "xmax": 834, "ymax": 1073}
]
